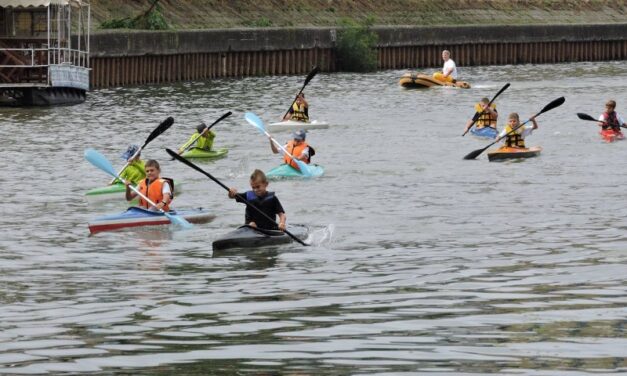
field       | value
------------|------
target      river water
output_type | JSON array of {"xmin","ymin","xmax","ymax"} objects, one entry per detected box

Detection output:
[{"xmin": 0, "ymin": 61, "xmax": 626, "ymax": 375}]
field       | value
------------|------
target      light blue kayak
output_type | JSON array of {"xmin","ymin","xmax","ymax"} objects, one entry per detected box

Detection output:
[
  {"xmin": 470, "ymin": 126, "xmax": 497, "ymax": 139},
  {"xmin": 266, "ymin": 164, "xmax": 324, "ymax": 180}
]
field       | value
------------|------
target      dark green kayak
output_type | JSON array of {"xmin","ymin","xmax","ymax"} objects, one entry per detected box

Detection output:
[
  {"xmin": 212, "ymin": 224, "xmax": 309, "ymax": 251},
  {"xmin": 181, "ymin": 147, "xmax": 228, "ymax": 159}
]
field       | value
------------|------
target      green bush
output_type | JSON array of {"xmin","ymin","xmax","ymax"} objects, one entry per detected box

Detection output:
[
  {"xmin": 335, "ymin": 17, "xmax": 378, "ymax": 72},
  {"xmin": 100, "ymin": 2, "xmax": 169, "ymax": 30}
]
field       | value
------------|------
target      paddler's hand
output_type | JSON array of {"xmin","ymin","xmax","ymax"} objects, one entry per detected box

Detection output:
[
  {"xmin": 278, "ymin": 221, "xmax": 286, "ymax": 231},
  {"xmin": 248, "ymin": 221, "xmax": 257, "ymax": 228},
  {"xmin": 228, "ymin": 188, "xmax": 237, "ymax": 198}
]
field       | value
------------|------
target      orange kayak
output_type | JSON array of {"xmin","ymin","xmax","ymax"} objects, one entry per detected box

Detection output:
[
  {"xmin": 488, "ymin": 146, "xmax": 542, "ymax": 162},
  {"xmin": 399, "ymin": 73, "xmax": 470, "ymax": 89},
  {"xmin": 600, "ymin": 129, "xmax": 624, "ymax": 143}
]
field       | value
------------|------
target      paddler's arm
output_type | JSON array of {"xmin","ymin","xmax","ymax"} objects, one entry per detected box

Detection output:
[
  {"xmin": 269, "ymin": 136, "xmax": 280, "ymax": 154},
  {"xmin": 278, "ymin": 212, "xmax": 286, "ymax": 231},
  {"xmin": 125, "ymin": 181, "xmax": 137, "ymax": 201}
]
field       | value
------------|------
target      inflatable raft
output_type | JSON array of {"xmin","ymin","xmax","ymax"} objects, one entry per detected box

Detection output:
[
  {"xmin": 212, "ymin": 224, "xmax": 309, "ymax": 251},
  {"xmin": 269, "ymin": 119, "xmax": 329, "ymax": 132},
  {"xmin": 399, "ymin": 72, "xmax": 471, "ymax": 89},
  {"xmin": 487, "ymin": 146, "xmax": 542, "ymax": 162},
  {"xmin": 181, "ymin": 147, "xmax": 228, "ymax": 159},
  {"xmin": 88, "ymin": 206, "xmax": 215, "ymax": 234},
  {"xmin": 266, "ymin": 163, "xmax": 324, "ymax": 180},
  {"xmin": 470, "ymin": 126, "xmax": 497, "ymax": 139},
  {"xmin": 600, "ymin": 129, "xmax": 624, "ymax": 143}
]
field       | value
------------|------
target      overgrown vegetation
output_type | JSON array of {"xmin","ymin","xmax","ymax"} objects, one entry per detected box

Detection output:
[
  {"xmin": 243, "ymin": 17, "xmax": 273, "ymax": 27},
  {"xmin": 335, "ymin": 17, "xmax": 378, "ymax": 72},
  {"xmin": 100, "ymin": 0, "xmax": 169, "ymax": 30}
]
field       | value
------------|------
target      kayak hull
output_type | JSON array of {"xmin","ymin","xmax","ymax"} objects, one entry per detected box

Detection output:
[
  {"xmin": 600, "ymin": 129, "xmax": 624, "ymax": 143},
  {"xmin": 88, "ymin": 207, "xmax": 215, "ymax": 234},
  {"xmin": 470, "ymin": 126, "xmax": 497, "ymax": 139},
  {"xmin": 212, "ymin": 224, "xmax": 308, "ymax": 251},
  {"xmin": 268, "ymin": 120, "xmax": 329, "ymax": 131},
  {"xmin": 266, "ymin": 163, "xmax": 324, "ymax": 180},
  {"xmin": 399, "ymin": 73, "xmax": 471, "ymax": 89},
  {"xmin": 181, "ymin": 147, "xmax": 228, "ymax": 159},
  {"xmin": 488, "ymin": 146, "xmax": 542, "ymax": 162}
]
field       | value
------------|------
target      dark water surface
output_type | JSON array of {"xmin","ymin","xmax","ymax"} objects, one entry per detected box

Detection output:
[{"xmin": 0, "ymin": 61, "xmax": 626, "ymax": 375}]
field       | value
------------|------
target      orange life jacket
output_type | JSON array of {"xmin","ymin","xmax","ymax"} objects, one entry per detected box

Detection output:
[
  {"xmin": 284, "ymin": 140, "xmax": 311, "ymax": 169},
  {"xmin": 137, "ymin": 178, "xmax": 172, "ymax": 211}
]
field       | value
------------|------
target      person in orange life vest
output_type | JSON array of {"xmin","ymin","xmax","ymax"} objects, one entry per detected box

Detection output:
[
  {"xmin": 228, "ymin": 169, "xmax": 286, "ymax": 231},
  {"xmin": 125, "ymin": 159, "xmax": 173, "ymax": 212},
  {"xmin": 598, "ymin": 100, "xmax": 626, "ymax": 131},
  {"xmin": 283, "ymin": 93, "xmax": 309, "ymax": 122},
  {"xmin": 497, "ymin": 112, "xmax": 538, "ymax": 148},
  {"xmin": 463, "ymin": 97, "xmax": 498, "ymax": 134},
  {"xmin": 269, "ymin": 129, "xmax": 314, "ymax": 170}
]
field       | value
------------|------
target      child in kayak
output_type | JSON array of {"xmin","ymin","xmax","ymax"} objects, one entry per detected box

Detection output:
[
  {"xmin": 598, "ymin": 100, "xmax": 626, "ymax": 132},
  {"xmin": 125, "ymin": 159, "xmax": 173, "ymax": 212},
  {"xmin": 115, "ymin": 144, "xmax": 146, "ymax": 185},
  {"xmin": 463, "ymin": 97, "xmax": 498, "ymax": 134},
  {"xmin": 228, "ymin": 169, "xmax": 286, "ymax": 231},
  {"xmin": 497, "ymin": 113, "xmax": 538, "ymax": 148},
  {"xmin": 269, "ymin": 129, "xmax": 315, "ymax": 170},
  {"xmin": 178, "ymin": 123, "xmax": 216, "ymax": 154},
  {"xmin": 283, "ymin": 93, "xmax": 309, "ymax": 122}
]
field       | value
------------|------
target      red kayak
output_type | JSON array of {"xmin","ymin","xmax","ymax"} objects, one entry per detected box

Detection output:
[{"xmin": 600, "ymin": 129, "xmax": 624, "ymax": 143}]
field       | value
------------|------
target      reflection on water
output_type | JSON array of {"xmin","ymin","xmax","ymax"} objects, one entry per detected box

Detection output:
[{"xmin": 0, "ymin": 61, "xmax": 626, "ymax": 374}]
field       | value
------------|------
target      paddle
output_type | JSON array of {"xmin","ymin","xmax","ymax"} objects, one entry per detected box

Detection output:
[
  {"xmin": 85, "ymin": 148, "xmax": 193, "ymax": 229},
  {"xmin": 244, "ymin": 112, "xmax": 313, "ymax": 177},
  {"xmin": 462, "ymin": 83, "xmax": 510, "ymax": 136},
  {"xmin": 463, "ymin": 96, "xmax": 566, "ymax": 160},
  {"xmin": 175, "ymin": 111, "xmax": 233, "ymax": 158},
  {"xmin": 282, "ymin": 66, "xmax": 319, "ymax": 121},
  {"xmin": 165, "ymin": 148, "xmax": 309, "ymax": 246},
  {"xmin": 577, "ymin": 112, "xmax": 627, "ymax": 128},
  {"xmin": 109, "ymin": 116, "xmax": 174, "ymax": 184}
]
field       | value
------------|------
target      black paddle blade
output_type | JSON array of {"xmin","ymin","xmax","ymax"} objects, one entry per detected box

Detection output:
[
  {"xmin": 540, "ymin": 96, "xmax": 565, "ymax": 114},
  {"xmin": 463, "ymin": 146, "xmax": 489, "ymax": 160},
  {"xmin": 577, "ymin": 112, "xmax": 596, "ymax": 122},
  {"xmin": 304, "ymin": 66, "xmax": 319, "ymax": 86},
  {"xmin": 208, "ymin": 111, "xmax": 233, "ymax": 129},
  {"xmin": 144, "ymin": 116, "xmax": 174, "ymax": 147}
]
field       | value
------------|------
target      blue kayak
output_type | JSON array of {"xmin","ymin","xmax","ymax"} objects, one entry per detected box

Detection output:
[
  {"xmin": 266, "ymin": 164, "xmax": 324, "ymax": 180},
  {"xmin": 88, "ymin": 206, "xmax": 215, "ymax": 234},
  {"xmin": 470, "ymin": 126, "xmax": 497, "ymax": 139}
]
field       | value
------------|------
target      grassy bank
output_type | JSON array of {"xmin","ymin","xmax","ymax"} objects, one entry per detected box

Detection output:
[{"xmin": 92, "ymin": 0, "xmax": 626, "ymax": 30}]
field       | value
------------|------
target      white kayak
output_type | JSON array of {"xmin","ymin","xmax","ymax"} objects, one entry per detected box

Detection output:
[{"xmin": 268, "ymin": 119, "xmax": 329, "ymax": 131}]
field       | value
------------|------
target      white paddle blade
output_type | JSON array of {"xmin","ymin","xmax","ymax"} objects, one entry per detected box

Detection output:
[
  {"xmin": 244, "ymin": 112, "xmax": 267, "ymax": 134},
  {"xmin": 84, "ymin": 149, "xmax": 118, "ymax": 179}
]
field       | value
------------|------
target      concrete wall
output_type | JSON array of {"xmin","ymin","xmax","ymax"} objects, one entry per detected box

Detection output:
[{"xmin": 89, "ymin": 24, "xmax": 627, "ymax": 88}]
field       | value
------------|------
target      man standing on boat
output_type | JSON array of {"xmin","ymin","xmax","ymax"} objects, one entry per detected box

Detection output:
[{"xmin": 433, "ymin": 50, "xmax": 458, "ymax": 83}]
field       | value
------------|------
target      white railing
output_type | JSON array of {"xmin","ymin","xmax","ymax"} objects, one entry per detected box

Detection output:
[
  {"xmin": 0, "ymin": 48, "xmax": 49, "ymax": 68},
  {"xmin": 0, "ymin": 47, "xmax": 89, "ymax": 68}
]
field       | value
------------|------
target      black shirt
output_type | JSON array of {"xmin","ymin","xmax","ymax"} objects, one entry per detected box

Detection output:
[{"xmin": 235, "ymin": 191, "xmax": 285, "ymax": 230}]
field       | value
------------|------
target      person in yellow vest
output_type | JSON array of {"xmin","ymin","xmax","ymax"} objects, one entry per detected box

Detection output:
[
  {"xmin": 114, "ymin": 144, "xmax": 146, "ymax": 185},
  {"xmin": 433, "ymin": 50, "xmax": 457, "ymax": 83},
  {"xmin": 497, "ymin": 113, "xmax": 538, "ymax": 148},
  {"xmin": 178, "ymin": 123, "xmax": 216, "ymax": 154},
  {"xmin": 283, "ymin": 93, "xmax": 309, "ymax": 122},
  {"xmin": 269, "ymin": 130, "xmax": 315, "ymax": 170},
  {"xmin": 463, "ymin": 97, "xmax": 498, "ymax": 134},
  {"xmin": 125, "ymin": 159, "xmax": 173, "ymax": 212}
]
